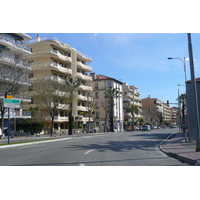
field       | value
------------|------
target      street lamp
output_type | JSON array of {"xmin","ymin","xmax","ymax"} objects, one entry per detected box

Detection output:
[
  {"xmin": 167, "ymin": 57, "xmax": 187, "ymax": 84},
  {"xmin": 168, "ymin": 57, "xmax": 188, "ymax": 141}
]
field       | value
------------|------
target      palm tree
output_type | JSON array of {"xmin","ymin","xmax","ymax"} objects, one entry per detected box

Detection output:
[
  {"xmin": 65, "ymin": 77, "xmax": 81, "ymax": 135},
  {"xmin": 137, "ymin": 117, "xmax": 144, "ymax": 130},
  {"xmin": 104, "ymin": 87, "xmax": 121, "ymax": 132},
  {"xmin": 125, "ymin": 104, "xmax": 140, "ymax": 131}
]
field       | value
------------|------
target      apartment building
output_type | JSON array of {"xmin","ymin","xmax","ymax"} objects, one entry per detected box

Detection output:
[
  {"xmin": 170, "ymin": 106, "xmax": 179, "ymax": 126},
  {"xmin": 142, "ymin": 97, "xmax": 171, "ymax": 126},
  {"xmin": 0, "ymin": 33, "xmax": 32, "ymax": 130},
  {"xmin": 89, "ymin": 73, "xmax": 123, "ymax": 132},
  {"xmin": 24, "ymin": 35, "xmax": 93, "ymax": 132},
  {"xmin": 122, "ymin": 83, "xmax": 142, "ymax": 123}
]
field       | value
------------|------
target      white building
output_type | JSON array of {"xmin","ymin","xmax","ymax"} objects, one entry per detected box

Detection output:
[
  {"xmin": 90, "ymin": 73, "xmax": 124, "ymax": 132},
  {"xmin": 0, "ymin": 33, "xmax": 32, "ymax": 131}
]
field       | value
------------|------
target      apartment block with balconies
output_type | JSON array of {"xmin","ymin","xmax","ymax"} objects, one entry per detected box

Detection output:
[
  {"xmin": 122, "ymin": 83, "xmax": 142, "ymax": 123},
  {"xmin": 24, "ymin": 35, "xmax": 93, "ymax": 132},
  {"xmin": 141, "ymin": 97, "xmax": 171, "ymax": 126},
  {"xmin": 0, "ymin": 33, "xmax": 32, "ymax": 130}
]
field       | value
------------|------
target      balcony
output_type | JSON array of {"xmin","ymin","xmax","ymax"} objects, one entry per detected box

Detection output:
[
  {"xmin": 32, "ymin": 62, "xmax": 72, "ymax": 75},
  {"xmin": 76, "ymin": 72, "xmax": 93, "ymax": 81},
  {"xmin": 0, "ymin": 52, "xmax": 31, "ymax": 70},
  {"xmin": 77, "ymin": 105, "xmax": 88, "ymax": 112},
  {"xmin": 28, "ymin": 50, "xmax": 72, "ymax": 63},
  {"xmin": 77, "ymin": 95, "xmax": 93, "ymax": 101},
  {"xmin": 78, "ymin": 85, "xmax": 93, "ymax": 91},
  {"xmin": 77, "ymin": 61, "xmax": 92, "ymax": 72},
  {"xmin": 0, "ymin": 74, "xmax": 31, "ymax": 86},
  {"xmin": 51, "ymin": 76, "xmax": 66, "ymax": 84},
  {"xmin": 0, "ymin": 34, "xmax": 31, "ymax": 54},
  {"xmin": 77, "ymin": 50, "xmax": 92, "ymax": 63}
]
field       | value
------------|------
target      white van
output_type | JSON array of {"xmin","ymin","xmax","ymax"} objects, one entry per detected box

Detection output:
[{"xmin": 142, "ymin": 125, "xmax": 151, "ymax": 131}]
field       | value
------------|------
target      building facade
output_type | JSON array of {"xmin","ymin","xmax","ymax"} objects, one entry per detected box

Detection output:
[
  {"xmin": 24, "ymin": 35, "xmax": 93, "ymax": 133},
  {"xmin": 0, "ymin": 33, "xmax": 32, "ymax": 131},
  {"xmin": 142, "ymin": 97, "xmax": 171, "ymax": 126},
  {"xmin": 122, "ymin": 83, "xmax": 142, "ymax": 124},
  {"xmin": 89, "ymin": 73, "xmax": 124, "ymax": 132}
]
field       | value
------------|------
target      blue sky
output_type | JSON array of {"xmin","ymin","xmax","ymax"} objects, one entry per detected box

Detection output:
[{"xmin": 29, "ymin": 33, "xmax": 200, "ymax": 106}]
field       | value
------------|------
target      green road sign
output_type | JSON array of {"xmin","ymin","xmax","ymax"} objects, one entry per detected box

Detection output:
[{"xmin": 4, "ymin": 99, "xmax": 21, "ymax": 104}]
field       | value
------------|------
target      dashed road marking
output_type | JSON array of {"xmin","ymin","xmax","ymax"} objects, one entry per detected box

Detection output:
[{"xmin": 84, "ymin": 149, "xmax": 95, "ymax": 155}]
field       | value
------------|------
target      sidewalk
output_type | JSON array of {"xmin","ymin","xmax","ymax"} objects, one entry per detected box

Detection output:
[
  {"xmin": 159, "ymin": 132, "xmax": 200, "ymax": 166},
  {"xmin": 0, "ymin": 132, "xmax": 87, "ymax": 145}
]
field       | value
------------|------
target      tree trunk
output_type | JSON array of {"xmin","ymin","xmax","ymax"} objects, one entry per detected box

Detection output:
[
  {"xmin": 110, "ymin": 99, "xmax": 114, "ymax": 132},
  {"xmin": 88, "ymin": 112, "xmax": 91, "ymax": 133},
  {"xmin": 132, "ymin": 114, "xmax": 135, "ymax": 131},
  {"xmin": 50, "ymin": 116, "xmax": 54, "ymax": 137},
  {"xmin": 68, "ymin": 110, "xmax": 73, "ymax": 135}
]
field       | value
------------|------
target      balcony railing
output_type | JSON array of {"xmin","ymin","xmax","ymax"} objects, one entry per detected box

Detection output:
[
  {"xmin": 0, "ymin": 34, "xmax": 32, "ymax": 53},
  {"xmin": 0, "ymin": 52, "xmax": 31, "ymax": 70},
  {"xmin": 27, "ymin": 35, "xmax": 92, "ymax": 59}
]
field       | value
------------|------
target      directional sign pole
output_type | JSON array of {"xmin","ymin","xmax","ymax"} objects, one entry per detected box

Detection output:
[{"xmin": 8, "ymin": 107, "xmax": 10, "ymax": 144}]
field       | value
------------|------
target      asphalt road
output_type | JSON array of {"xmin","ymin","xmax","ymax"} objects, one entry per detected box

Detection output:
[{"xmin": 0, "ymin": 128, "xmax": 189, "ymax": 166}]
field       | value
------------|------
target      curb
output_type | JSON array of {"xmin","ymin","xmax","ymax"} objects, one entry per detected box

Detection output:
[
  {"xmin": 158, "ymin": 133, "xmax": 198, "ymax": 165},
  {"xmin": 0, "ymin": 137, "xmax": 72, "ymax": 149}
]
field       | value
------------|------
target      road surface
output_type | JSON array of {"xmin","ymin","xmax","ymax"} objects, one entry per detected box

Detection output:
[{"xmin": 0, "ymin": 128, "xmax": 189, "ymax": 166}]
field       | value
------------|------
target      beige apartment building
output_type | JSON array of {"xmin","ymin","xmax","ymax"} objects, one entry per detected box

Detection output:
[
  {"xmin": 142, "ymin": 97, "xmax": 171, "ymax": 126},
  {"xmin": 89, "ymin": 73, "xmax": 124, "ymax": 132},
  {"xmin": 122, "ymin": 83, "xmax": 142, "ymax": 123},
  {"xmin": 0, "ymin": 33, "xmax": 32, "ymax": 131},
  {"xmin": 24, "ymin": 35, "xmax": 93, "ymax": 133}
]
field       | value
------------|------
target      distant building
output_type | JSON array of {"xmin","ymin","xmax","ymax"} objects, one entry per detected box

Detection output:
[
  {"xmin": 122, "ymin": 83, "xmax": 142, "ymax": 123},
  {"xmin": 142, "ymin": 97, "xmax": 171, "ymax": 126},
  {"xmin": 90, "ymin": 73, "xmax": 124, "ymax": 132}
]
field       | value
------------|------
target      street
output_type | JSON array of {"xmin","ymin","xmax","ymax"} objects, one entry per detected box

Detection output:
[{"xmin": 0, "ymin": 128, "xmax": 189, "ymax": 166}]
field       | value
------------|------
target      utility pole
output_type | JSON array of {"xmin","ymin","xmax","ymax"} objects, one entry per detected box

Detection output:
[{"xmin": 187, "ymin": 33, "xmax": 200, "ymax": 152}]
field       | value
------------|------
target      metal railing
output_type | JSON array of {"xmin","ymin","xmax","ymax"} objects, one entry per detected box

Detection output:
[{"xmin": 0, "ymin": 34, "xmax": 31, "ymax": 52}]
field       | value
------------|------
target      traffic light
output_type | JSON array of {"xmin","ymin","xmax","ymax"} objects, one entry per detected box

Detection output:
[{"xmin": 167, "ymin": 100, "xmax": 169, "ymax": 106}]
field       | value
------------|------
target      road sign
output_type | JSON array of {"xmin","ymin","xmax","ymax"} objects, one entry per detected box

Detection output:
[
  {"xmin": 4, "ymin": 103, "xmax": 21, "ymax": 108},
  {"xmin": 4, "ymin": 99, "xmax": 21, "ymax": 104},
  {"xmin": 3, "ymin": 98, "xmax": 21, "ymax": 108}
]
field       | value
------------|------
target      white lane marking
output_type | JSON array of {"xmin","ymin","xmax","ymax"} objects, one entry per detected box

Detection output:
[
  {"xmin": 79, "ymin": 164, "xmax": 85, "ymax": 166},
  {"xmin": 84, "ymin": 149, "xmax": 95, "ymax": 155}
]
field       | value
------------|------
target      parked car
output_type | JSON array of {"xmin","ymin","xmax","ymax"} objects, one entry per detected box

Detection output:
[{"xmin": 142, "ymin": 125, "xmax": 151, "ymax": 131}]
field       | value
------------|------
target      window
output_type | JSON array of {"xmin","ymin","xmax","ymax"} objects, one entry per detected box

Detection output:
[
  {"xmin": 107, "ymin": 82, "xmax": 111, "ymax": 87},
  {"xmin": 95, "ymin": 82, "xmax": 98, "ymax": 89},
  {"xmin": 96, "ymin": 112, "xmax": 100, "ymax": 119},
  {"xmin": 28, "ymin": 73, "xmax": 34, "ymax": 78},
  {"xmin": 28, "ymin": 60, "xmax": 34, "ymax": 66},
  {"xmin": 95, "ymin": 92, "xmax": 99, "ymax": 98}
]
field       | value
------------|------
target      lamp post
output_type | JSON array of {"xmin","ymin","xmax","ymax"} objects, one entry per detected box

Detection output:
[
  {"xmin": 167, "ymin": 57, "xmax": 187, "ymax": 84},
  {"xmin": 168, "ymin": 57, "xmax": 187, "ymax": 140},
  {"xmin": 187, "ymin": 33, "xmax": 200, "ymax": 152}
]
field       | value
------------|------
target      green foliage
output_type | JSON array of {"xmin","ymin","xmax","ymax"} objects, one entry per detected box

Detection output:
[{"xmin": 17, "ymin": 122, "xmax": 45, "ymax": 134}]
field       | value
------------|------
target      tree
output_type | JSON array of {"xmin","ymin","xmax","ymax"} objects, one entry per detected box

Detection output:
[
  {"xmin": 85, "ymin": 95, "xmax": 96, "ymax": 133},
  {"xmin": 0, "ymin": 50, "xmax": 30, "ymax": 131},
  {"xmin": 137, "ymin": 117, "xmax": 144, "ymax": 130},
  {"xmin": 64, "ymin": 77, "xmax": 81, "ymax": 135},
  {"xmin": 125, "ymin": 104, "xmax": 140, "ymax": 131},
  {"xmin": 178, "ymin": 93, "xmax": 187, "ymax": 121},
  {"xmin": 32, "ymin": 77, "xmax": 69, "ymax": 136},
  {"xmin": 104, "ymin": 87, "xmax": 121, "ymax": 132}
]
